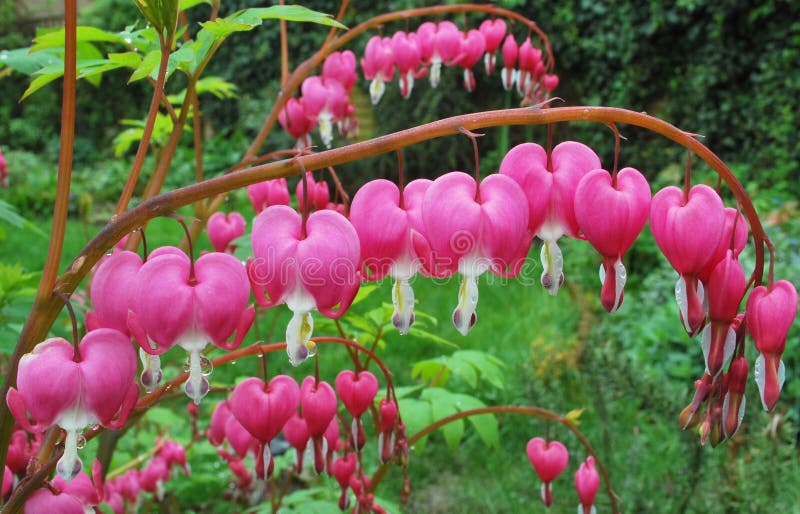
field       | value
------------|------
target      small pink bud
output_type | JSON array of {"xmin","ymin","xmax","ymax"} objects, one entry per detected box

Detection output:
[{"xmin": 575, "ymin": 456, "xmax": 600, "ymax": 514}]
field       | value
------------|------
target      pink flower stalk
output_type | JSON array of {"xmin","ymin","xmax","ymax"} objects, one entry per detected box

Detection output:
[
  {"xmin": 574, "ymin": 456, "xmax": 600, "ymax": 514},
  {"xmin": 702, "ymin": 250, "xmax": 746, "ymax": 378},
  {"xmin": 526, "ymin": 437, "xmax": 569, "ymax": 507},
  {"xmin": 249, "ymin": 205, "xmax": 361, "ymax": 365},
  {"xmin": 361, "ymin": 35, "xmax": 395, "ymax": 104},
  {"xmin": 574, "ymin": 167, "xmax": 651, "ymax": 312},
  {"xmin": 6, "ymin": 330, "xmax": 138, "ymax": 480},
  {"xmin": 722, "ymin": 355, "xmax": 748, "ymax": 438},
  {"xmin": 414, "ymin": 172, "xmax": 530, "ymax": 335},
  {"xmin": 479, "ymin": 19, "xmax": 507, "ymax": 74},
  {"xmin": 127, "ymin": 247, "xmax": 254, "ymax": 403},
  {"xmin": 500, "ymin": 35, "xmax": 518, "ymax": 91},
  {"xmin": 283, "ymin": 412, "xmax": 310, "ymax": 471},
  {"xmin": 349, "ymin": 178, "xmax": 431, "ymax": 333},
  {"xmin": 278, "ymin": 97, "xmax": 315, "ymax": 149},
  {"xmin": 300, "ymin": 377, "xmax": 338, "ymax": 473},
  {"xmin": 295, "ymin": 172, "xmax": 330, "ymax": 212},
  {"xmin": 500, "ymin": 141, "xmax": 602, "ymax": 296},
  {"xmin": 323, "ymin": 50, "xmax": 358, "ymax": 92},
  {"xmin": 301, "ymin": 76, "xmax": 349, "ymax": 147},
  {"xmin": 455, "ymin": 29, "xmax": 487, "ymax": 92},
  {"xmin": 746, "ymin": 279, "xmax": 798, "ymax": 410},
  {"xmin": 698, "ymin": 207, "xmax": 749, "ymax": 284},
  {"xmin": 336, "ymin": 370, "xmax": 379, "ymax": 450},
  {"xmin": 247, "ymin": 178, "xmax": 291, "ymax": 214},
  {"xmin": 390, "ymin": 32, "xmax": 426, "ymax": 99},
  {"xmin": 416, "ymin": 21, "xmax": 462, "ymax": 87},
  {"xmin": 207, "ymin": 211, "xmax": 245, "ymax": 254},
  {"xmin": 650, "ymin": 184, "xmax": 725, "ymax": 336},
  {"xmin": 229, "ymin": 375, "xmax": 300, "ymax": 478}
]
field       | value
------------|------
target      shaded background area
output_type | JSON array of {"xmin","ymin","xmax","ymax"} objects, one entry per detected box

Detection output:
[{"xmin": 0, "ymin": 1, "xmax": 798, "ymax": 512}]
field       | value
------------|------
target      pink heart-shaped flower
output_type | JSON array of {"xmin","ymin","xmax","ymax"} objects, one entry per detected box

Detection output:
[
  {"xmin": 229, "ymin": 376, "xmax": 299, "ymax": 444},
  {"xmin": 300, "ymin": 377, "xmax": 338, "ymax": 437},
  {"xmin": 207, "ymin": 211, "xmax": 246, "ymax": 253},
  {"xmin": 87, "ymin": 250, "xmax": 143, "ymax": 335},
  {"xmin": 335, "ymin": 370, "xmax": 379, "ymax": 418}
]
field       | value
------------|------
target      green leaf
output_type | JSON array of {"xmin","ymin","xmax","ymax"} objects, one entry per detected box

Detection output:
[
  {"xmin": 351, "ymin": 284, "xmax": 378, "ymax": 305},
  {"xmin": 0, "ymin": 47, "xmax": 61, "ymax": 75},
  {"xmin": 21, "ymin": 71, "xmax": 63, "ymax": 100},
  {"xmin": 452, "ymin": 350, "xmax": 506, "ymax": 390},
  {"xmin": 108, "ymin": 51, "xmax": 143, "ymax": 69},
  {"xmin": 451, "ymin": 393, "xmax": 499, "ymax": 449},
  {"xmin": 407, "ymin": 327, "xmax": 459, "ymax": 348},
  {"xmin": 422, "ymin": 388, "xmax": 463, "ymax": 449},
  {"xmin": 411, "ymin": 358, "xmax": 450, "ymax": 386},
  {"xmin": 247, "ymin": 6, "xmax": 347, "ymax": 29},
  {"xmin": 129, "ymin": 50, "xmax": 161, "ymax": 82},
  {"xmin": 30, "ymin": 26, "xmax": 127, "ymax": 52},
  {"xmin": 179, "ymin": 0, "xmax": 211, "ymax": 11},
  {"xmin": 397, "ymin": 398, "xmax": 433, "ymax": 450}
]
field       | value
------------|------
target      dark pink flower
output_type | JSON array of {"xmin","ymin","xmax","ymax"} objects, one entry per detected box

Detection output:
[
  {"xmin": 323, "ymin": 50, "xmax": 357, "ymax": 92},
  {"xmin": 526, "ymin": 437, "xmax": 569, "ymax": 507},
  {"xmin": 479, "ymin": 19, "xmax": 507, "ymax": 74},
  {"xmin": 416, "ymin": 21, "xmax": 462, "ymax": 87},
  {"xmin": 247, "ymin": 178, "xmax": 291, "ymax": 214},
  {"xmin": 207, "ymin": 211, "xmax": 245, "ymax": 254},
  {"xmin": 574, "ymin": 456, "xmax": 600, "ymax": 514},
  {"xmin": 278, "ymin": 97, "xmax": 315, "ymax": 149},
  {"xmin": 361, "ymin": 35, "xmax": 395, "ymax": 104},
  {"xmin": 500, "ymin": 35, "xmax": 518, "ymax": 91}
]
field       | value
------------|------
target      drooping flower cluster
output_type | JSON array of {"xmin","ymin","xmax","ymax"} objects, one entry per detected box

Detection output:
[
  {"xmin": 278, "ymin": 50, "xmax": 359, "ymax": 149},
  {"xmin": 359, "ymin": 19, "xmax": 558, "ymax": 105}
]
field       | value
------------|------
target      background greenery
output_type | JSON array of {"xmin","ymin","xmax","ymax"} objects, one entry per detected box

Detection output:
[{"xmin": 1, "ymin": 0, "xmax": 798, "ymax": 512}]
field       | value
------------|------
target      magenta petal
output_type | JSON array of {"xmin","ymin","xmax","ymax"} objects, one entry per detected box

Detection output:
[
  {"xmin": 251, "ymin": 205, "xmax": 302, "ymax": 306},
  {"xmin": 499, "ymin": 143, "xmax": 551, "ymax": 233},
  {"xmin": 477, "ymin": 174, "xmax": 530, "ymax": 276},
  {"xmin": 24, "ymin": 488, "xmax": 85, "ymax": 514},
  {"xmin": 297, "ymin": 210, "xmax": 361, "ymax": 315},
  {"xmin": 300, "ymin": 377, "xmax": 338, "ymax": 437},
  {"xmin": 89, "ymin": 251, "xmax": 143, "ymax": 335},
  {"xmin": 207, "ymin": 212, "xmax": 246, "ymax": 253},
  {"xmin": 229, "ymin": 376, "xmax": 299, "ymax": 444},
  {"xmin": 80, "ymin": 329, "xmax": 137, "ymax": 425},
  {"xmin": 746, "ymin": 280, "xmax": 798, "ymax": 355},
  {"xmin": 16, "ymin": 338, "xmax": 81, "ymax": 428},
  {"xmin": 131, "ymin": 252, "xmax": 194, "ymax": 348},
  {"xmin": 706, "ymin": 251, "xmax": 746, "ymax": 322},
  {"xmin": 350, "ymin": 179, "xmax": 410, "ymax": 280},
  {"xmin": 421, "ymin": 172, "xmax": 482, "ymax": 276},
  {"xmin": 194, "ymin": 252, "xmax": 251, "ymax": 346},
  {"xmin": 335, "ymin": 370, "xmax": 379, "ymax": 418}
]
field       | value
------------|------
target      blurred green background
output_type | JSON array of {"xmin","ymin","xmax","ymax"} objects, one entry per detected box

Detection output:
[{"xmin": 0, "ymin": 0, "xmax": 798, "ymax": 513}]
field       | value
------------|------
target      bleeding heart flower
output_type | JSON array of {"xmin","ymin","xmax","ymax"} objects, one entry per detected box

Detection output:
[
  {"xmin": 702, "ymin": 250, "xmax": 746, "ymax": 378},
  {"xmin": 283, "ymin": 412, "xmax": 310, "ymax": 471},
  {"xmin": 336, "ymin": 370, "xmax": 379, "ymax": 450},
  {"xmin": 454, "ymin": 29, "xmax": 486, "ymax": 92},
  {"xmin": 390, "ymin": 32, "xmax": 426, "ymax": 99},
  {"xmin": 24, "ymin": 488, "xmax": 86, "ymax": 514},
  {"xmin": 247, "ymin": 178, "xmax": 291, "ymax": 214},
  {"xmin": 139, "ymin": 457, "xmax": 169, "ymax": 499},
  {"xmin": 295, "ymin": 172, "xmax": 330, "ymax": 213},
  {"xmin": 500, "ymin": 35, "xmax": 518, "ymax": 91},
  {"xmin": 332, "ymin": 453, "xmax": 357, "ymax": 510},
  {"xmin": 574, "ymin": 167, "xmax": 651, "ymax": 312},
  {"xmin": 414, "ymin": 172, "xmax": 530, "ymax": 335},
  {"xmin": 378, "ymin": 398, "xmax": 398, "ymax": 463},
  {"xmin": 516, "ymin": 37, "xmax": 542, "ymax": 96},
  {"xmin": 6, "ymin": 330, "xmax": 138, "ymax": 480},
  {"xmin": 650, "ymin": 184, "xmax": 725, "ymax": 336},
  {"xmin": 128, "ymin": 247, "xmax": 254, "ymax": 403},
  {"xmin": 526, "ymin": 437, "xmax": 569, "ymax": 507},
  {"xmin": 479, "ymin": 19, "xmax": 507, "ymax": 74},
  {"xmin": 746, "ymin": 279, "xmax": 798, "ymax": 411},
  {"xmin": 349, "ymin": 178, "xmax": 431, "ymax": 334},
  {"xmin": 500, "ymin": 141, "xmax": 602, "ymax": 296},
  {"xmin": 722, "ymin": 355, "xmax": 748, "ymax": 438},
  {"xmin": 416, "ymin": 21, "xmax": 462, "ymax": 87},
  {"xmin": 229, "ymin": 375, "xmax": 300, "ymax": 477},
  {"xmin": 361, "ymin": 35, "xmax": 395, "ymax": 104},
  {"xmin": 249, "ymin": 205, "xmax": 360, "ymax": 366},
  {"xmin": 300, "ymin": 376, "xmax": 338, "ymax": 473},
  {"xmin": 574, "ymin": 456, "xmax": 600, "ymax": 514},
  {"xmin": 324, "ymin": 417, "xmax": 341, "ymax": 472},
  {"xmin": 208, "ymin": 400, "xmax": 260, "ymax": 460},
  {"xmin": 301, "ymin": 76, "xmax": 349, "ymax": 148},
  {"xmin": 698, "ymin": 207, "xmax": 749, "ymax": 284},
  {"xmin": 542, "ymin": 73, "xmax": 559, "ymax": 93},
  {"xmin": 278, "ymin": 98, "xmax": 315, "ymax": 149},
  {"xmin": 323, "ymin": 50, "xmax": 358, "ymax": 92},
  {"xmin": 207, "ymin": 211, "xmax": 245, "ymax": 254}
]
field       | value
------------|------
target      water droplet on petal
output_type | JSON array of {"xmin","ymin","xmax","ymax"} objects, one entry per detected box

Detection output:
[
  {"xmin": 200, "ymin": 356, "xmax": 214, "ymax": 376},
  {"xmin": 76, "ymin": 434, "xmax": 86, "ymax": 450}
]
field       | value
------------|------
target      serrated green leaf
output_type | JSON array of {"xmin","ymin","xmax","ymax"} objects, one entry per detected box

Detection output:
[
  {"xmin": 30, "ymin": 26, "xmax": 126, "ymax": 52},
  {"xmin": 21, "ymin": 71, "xmax": 63, "ymax": 100},
  {"xmin": 108, "ymin": 51, "xmax": 143, "ymax": 68}
]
